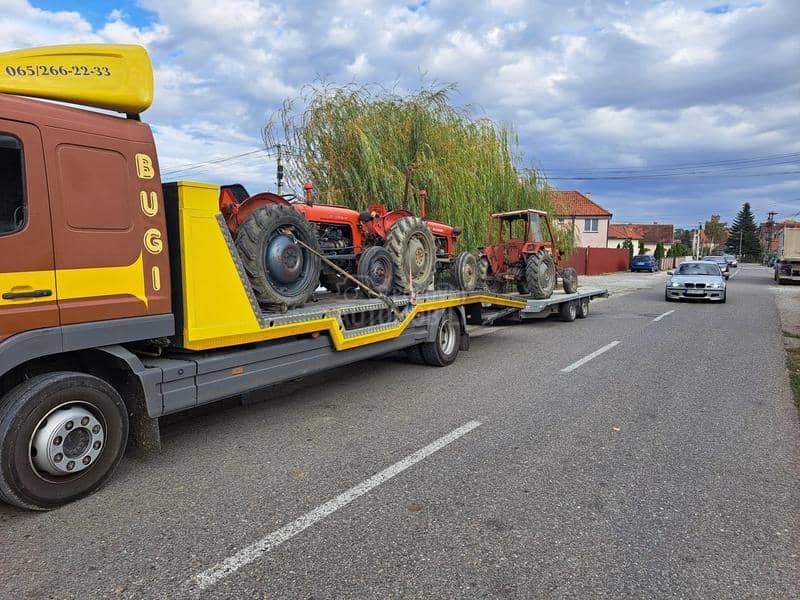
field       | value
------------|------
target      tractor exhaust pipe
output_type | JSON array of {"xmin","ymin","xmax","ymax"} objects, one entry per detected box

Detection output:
[
  {"xmin": 419, "ymin": 189, "xmax": 427, "ymax": 218},
  {"xmin": 303, "ymin": 180, "xmax": 314, "ymax": 206}
]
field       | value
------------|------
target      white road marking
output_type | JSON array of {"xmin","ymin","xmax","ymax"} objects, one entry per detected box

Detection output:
[
  {"xmin": 186, "ymin": 420, "xmax": 482, "ymax": 595},
  {"xmin": 652, "ymin": 310, "xmax": 674, "ymax": 322},
  {"xmin": 560, "ymin": 341, "xmax": 620, "ymax": 373}
]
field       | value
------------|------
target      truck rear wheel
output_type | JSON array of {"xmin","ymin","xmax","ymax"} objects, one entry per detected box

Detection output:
[
  {"xmin": 0, "ymin": 372, "xmax": 128, "ymax": 511},
  {"xmin": 419, "ymin": 309, "xmax": 461, "ymax": 366},
  {"xmin": 453, "ymin": 252, "xmax": 478, "ymax": 291},
  {"xmin": 386, "ymin": 216, "xmax": 436, "ymax": 294},
  {"xmin": 525, "ymin": 251, "xmax": 556, "ymax": 299},
  {"xmin": 236, "ymin": 205, "xmax": 321, "ymax": 307},
  {"xmin": 357, "ymin": 246, "xmax": 394, "ymax": 295}
]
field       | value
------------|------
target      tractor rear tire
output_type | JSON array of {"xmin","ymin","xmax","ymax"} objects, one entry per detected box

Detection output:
[
  {"xmin": 386, "ymin": 216, "xmax": 436, "ymax": 294},
  {"xmin": 562, "ymin": 267, "xmax": 578, "ymax": 294},
  {"xmin": 235, "ymin": 205, "xmax": 321, "ymax": 308},
  {"xmin": 525, "ymin": 251, "xmax": 556, "ymax": 299},
  {"xmin": 453, "ymin": 252, "xmax": 478, "ymax": 291},
  {"xmin": 357, "ymin": 246, "xmax": 394, "ymax": 295}
]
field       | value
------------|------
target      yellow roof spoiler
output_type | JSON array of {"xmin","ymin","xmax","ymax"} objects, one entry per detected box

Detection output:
[{"xmin": 0, "ymin": 44, "xmax": 153, "ymax": 115}]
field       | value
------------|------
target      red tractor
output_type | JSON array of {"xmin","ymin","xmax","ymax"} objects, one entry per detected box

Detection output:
[
  {"xmin": 477, "ymin": 209, "xmax": 577, "ymax": 299},
  {"xmin": 218, "ymin": 183, "xmax": 477, "ymax": 308}
]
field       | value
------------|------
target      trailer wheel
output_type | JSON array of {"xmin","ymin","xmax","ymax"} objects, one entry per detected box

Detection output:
[
  {"xmin": 386, "ymin": 216, "xmax": 436, "ymax": 294},
  {"xmin": 577, "ymin": 298, "xmax": 590, "ymax": 318},
  {"xmin": 236, "ymin": 204, "xmax": 321, "ymax": 307},
  {"xmin": 525, "ymin": 251, "xmax": 556, "ymax": 299},
  {"xmin": 420, "ymin": 309, "xmax": 461, "ymax": 366},
  {"xmin": 0, "ymin": 372, "xmax": 128, "ymax": 511},
  {"xmin": 453, "ymin": 252, "xmax": 478, "ymax": 291},
  {"xmin": 559, "ymin": 300, "xmax": 578, "ymax": 322},
  {"xmin": 562, "ymin": 267, "xmax": 578, "ymax": 294},
  {"xmin": 357, "ymin": 246, "xmax": 394, "ymax": 295}
]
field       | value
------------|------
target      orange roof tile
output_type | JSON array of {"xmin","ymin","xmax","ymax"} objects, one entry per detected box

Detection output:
[{"xmin": 549, "ymin": 191, "xmax": 612, "ymax": 217}]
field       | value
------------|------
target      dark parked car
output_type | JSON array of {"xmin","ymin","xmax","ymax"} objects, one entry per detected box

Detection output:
[
  {"xmin": 723, "ymin": 254, "xmax": 738, "ymax": 268},
  {"xmin": 631, "ymin": 255, "xmax": 659, "ymax": 272}
]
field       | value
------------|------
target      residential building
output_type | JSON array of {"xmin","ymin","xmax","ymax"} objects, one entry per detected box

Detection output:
[
  {"xmin": 759, "ymin": 220, "xmax": 798, "ymax": 255},
  {"xmin": 549, "ymin": 191, "xmax": 612, "ymax": 248},
  {"xmin": 607, "ymin": 223, "xmax": 674, "ymax": 255}
]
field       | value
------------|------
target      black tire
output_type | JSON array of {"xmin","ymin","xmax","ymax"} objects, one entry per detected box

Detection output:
[
  {"xmin": 453, "ymin": 252, "xmax": 478, "ymax": 291},
  {"xmin": 357, "ymin": 246, "xmax": 394, "ymax": 295},
  {"xmin": 559, "ymin": 300, "xmax": 578, "ymax": 322},
  {"xmin": 235, "ymin": 205, "xmax": 321, "ymax": 307},
  {"xmin": 405, "ymin": 344, "xmax": 426, "ymax": 364},
  {"xmin": 385, "ymin": 216, "xmax": 437, "ymax": 294},
  {"xmin": 478, "ymin": 256, "xmax": 505, "ymax": 293},
  {"xmin": 525, "ymin": 251, "xmax": 556, "ymax": 299},
  {"xmin": 562, "ymin": 267, "xmax": 578, "ymax": 294},
  {"xmin": 577, "ymin": 298, "xmax": 590, "ymax": 318},
  {"xmin": 0, "ymin": 372, "xmax": 128, "ymax": 511},
  {"xmin": 419, "ymin": 309, "xmax": 461, "ymax": 366}
]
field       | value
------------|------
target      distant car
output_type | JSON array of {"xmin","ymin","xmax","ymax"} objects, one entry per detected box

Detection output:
[
  {"xmin": 702, "ymin": 255, "xmax": 730, "ymax": 277},
  {"xmin": 631, "ymin": 255, "xmax": 659, "ymax": 272},
  {"xmin": 665, "ymin": 261, "xmax": 727, "ymax": 303},
  {"xmin": 723, "ymin": 254, "xmax": 738, "ymax": 267}
]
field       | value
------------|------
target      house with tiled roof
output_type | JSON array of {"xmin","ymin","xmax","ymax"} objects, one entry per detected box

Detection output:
[
  {"xmin": 607, "ymin": 223, "xmax": 674, "ymax": 255},
  {"xmin": 549, "ymin": 191, "xmax": 612, "ymax": 248}
]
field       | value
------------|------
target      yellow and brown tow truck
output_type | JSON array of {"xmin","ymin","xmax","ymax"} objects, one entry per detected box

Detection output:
[{"xmin": 0, "ymin": 45, "xmax": 606, "ymax": 510}]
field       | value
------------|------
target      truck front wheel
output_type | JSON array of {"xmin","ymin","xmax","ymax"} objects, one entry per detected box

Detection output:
[{"xmin": 0, "ymin": 373, "xmax": 128, "ymax": 511}]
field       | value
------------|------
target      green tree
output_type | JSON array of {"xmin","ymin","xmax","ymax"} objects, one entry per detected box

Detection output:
[
  {"xmin": 724, "ymin": 202, "xmax": 762, "ymax": 260},
  {"xmin": 263, "ymin": 84, "xmax": 566, "ymax": 253},
  {"xmin": 675, "ymin": 228, "xmax": 692, "ymax": 247},
  {"xmin": 622, "ymin": 239, "xmax": 634, "ymax": 263},
  {"xmin": 637, "ymin": 240, "xmax": 647, "ymax": 255},
  {"xmin": 704, "ymin": 214, "xmax": 727, "ymax": 249},
  {"xmin": 654, "ymin": 241, "xmax": 665, "ymax": 260},
  {"xmin": 667, "ymin": 241, "xmax": 691, "ymax": 257}
]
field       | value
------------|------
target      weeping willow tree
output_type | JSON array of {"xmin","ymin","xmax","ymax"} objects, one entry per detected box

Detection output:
[{"xmin": 263, "ymin": 83, "xmax": 568, "ymax": 254}]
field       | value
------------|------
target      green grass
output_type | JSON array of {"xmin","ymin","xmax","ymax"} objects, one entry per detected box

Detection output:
[
  {"xmin": 264, "ymin": 83, "xmax": 571, "ymax": 255},
  {"xmin": 788, "ymin": 348, "xmax": 800, "ymax": 411}
]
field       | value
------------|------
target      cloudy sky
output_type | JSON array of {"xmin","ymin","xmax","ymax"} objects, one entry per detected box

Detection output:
[{"xmin": 4, "ymin": 0, "xmax": 798, "ymax": 228}]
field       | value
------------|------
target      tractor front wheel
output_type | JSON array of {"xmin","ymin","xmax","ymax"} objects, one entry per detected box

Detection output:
[
  {"xmin": 525, "ymin": 251, "xmax": 556, "ymax": 299},
  {"xmin": 357, "ymin": 246, "xmax": 394, "ymax": 295},
  {"xmin": 562, "ymin": 267, "xmax": 578, "ymax": 294},
  {"xmin": 453, "ymin": 252, "xmax": 478, "ymax": 291},
  {"xmin": 385, "ymin": 216, "xmax": 436, "ymax": 294},
  {"xmin": 477, "ymin": 256, "xmax": 505, "ymax": 293},
  {"xmin": 235, "ymin": 205, "xmax": 321, "ymax": 307}
]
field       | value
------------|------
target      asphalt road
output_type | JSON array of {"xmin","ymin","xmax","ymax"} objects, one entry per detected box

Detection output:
[{"xmin": 1, "ymin": 265, "xmax": 798, "ymax": 599}]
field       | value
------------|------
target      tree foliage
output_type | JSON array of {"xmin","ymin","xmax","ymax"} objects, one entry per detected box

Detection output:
[
  {"xmin": 667, "ymin": 241, "xmax": 691, "ymax": 257},
  {"xmin": 637, "ymin": 240, "xmax": 647, "ymax": 255},
  {"xmin": 704, "ymin": 214, "xmax": 727, "ymax": 249},
  {"xmin": 263, "ymin": 83, "xmax": 568, "ymax": 253},
  {"xmin": 724, "ymin": 202, "xmax": 762, "ymax": 259},
  {"xmin": 654, "ymin": 241, "xmax": 665, "ymax": 260},
  {"xmin": 622, "ymin": 239, "xmax": 634, "ymax": 263}
]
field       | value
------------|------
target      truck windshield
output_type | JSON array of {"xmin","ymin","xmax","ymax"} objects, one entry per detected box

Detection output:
[{"xmin": 0, "ymin": 134, "xmax": 25, "ymax": 236}]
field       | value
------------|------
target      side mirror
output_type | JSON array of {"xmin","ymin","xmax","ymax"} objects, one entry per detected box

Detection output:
[
  {"xmin": 724, "ymin": 274, "xmax": 729, "ymax": 279},
  {"xmin": 667, "ymin": 271, "xmax": 673, "ymax": 276}
]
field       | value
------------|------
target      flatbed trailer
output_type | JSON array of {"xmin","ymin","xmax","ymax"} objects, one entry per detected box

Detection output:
[{"xmin": 469, "ymin": 287, "xmax": 609, "ymax": 324}]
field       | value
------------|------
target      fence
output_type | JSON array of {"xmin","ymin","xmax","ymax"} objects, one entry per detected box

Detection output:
[
  {"xmin": 562, "ymin": 247, "xmax": 630, "ymax": 275},
  {"xmin": 658, "ymin": 256, "xmax": 691, "ymax": 271}
]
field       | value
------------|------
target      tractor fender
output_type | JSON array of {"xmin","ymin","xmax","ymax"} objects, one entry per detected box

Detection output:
[{"xmin": 222, "ymin": 191, "xmax": 290, "ymax": 236}]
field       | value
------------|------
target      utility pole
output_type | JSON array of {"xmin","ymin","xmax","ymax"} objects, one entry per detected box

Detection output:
[
  {"xmin": 276, "ymin": 143, "xmax": 284, "ymax": 195},
  {"xmin": 766, "ymin": 211, "xmax": 777, "ymax": 262}
]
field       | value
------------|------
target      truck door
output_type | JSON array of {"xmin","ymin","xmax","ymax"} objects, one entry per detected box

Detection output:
[{"xmin": 0, "ymin": 120, "xmax": 58, "ymax": 342}]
